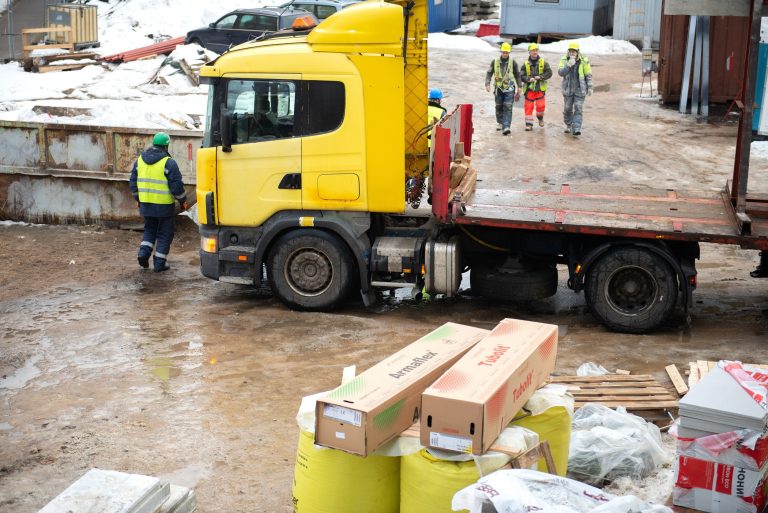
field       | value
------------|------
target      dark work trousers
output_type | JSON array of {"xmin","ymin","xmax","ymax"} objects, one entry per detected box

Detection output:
[
  {"xmin": 494, "ymin": 89, "xmax": 515, "ymax": 130},
  {"xmin": 138, "ymin": 216, "xmax": 175, "ymax": 271}
]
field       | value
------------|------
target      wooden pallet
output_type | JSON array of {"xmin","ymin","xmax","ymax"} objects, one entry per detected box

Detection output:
[
  {"xmin": 548, "ymin": 374, "xmax": 679, "ymax": 425},
  {"xmin": 686, "ymin": 360, "xmax": 768, "ymax": 389}
]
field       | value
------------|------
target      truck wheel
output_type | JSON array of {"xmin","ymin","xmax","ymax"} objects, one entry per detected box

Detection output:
[
  {"xmin": 585, "ymin": 247, "xmax": 678, "ymax": 334},
  {"xmin": 267, "ymin": 229, "xmax": 354, "ymax": 311},
  {"xmin": 470, "ymin": 263, "xmax": 558, "ymax": 301}
]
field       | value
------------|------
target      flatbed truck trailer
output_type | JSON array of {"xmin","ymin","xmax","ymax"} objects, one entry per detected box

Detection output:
[{"xmin": 195, "ymin": 0, "xmax": 767, "ymax": 334}]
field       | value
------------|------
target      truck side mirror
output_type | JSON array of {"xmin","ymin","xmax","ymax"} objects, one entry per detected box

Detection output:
[{"xmin": 220, "ymin": 104, "xmax": 232, "ymax": 153}]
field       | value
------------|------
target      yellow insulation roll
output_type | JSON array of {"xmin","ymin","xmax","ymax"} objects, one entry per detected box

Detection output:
[
  {"xmin": 400, "ymin": 449, "xmax": 484, "ymax": 513},
  {"xmin": 511, "ymin": 405, "xmax": 572, "ymax": 476},
  {"xmin": 292, "ymin": 429, "xmax": 400, "ymax": 513}
]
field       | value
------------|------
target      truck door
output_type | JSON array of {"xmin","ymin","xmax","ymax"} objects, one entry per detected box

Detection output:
[{"xmin": 216, "ymin": 77, "xmax": 302, "ymax": 227}]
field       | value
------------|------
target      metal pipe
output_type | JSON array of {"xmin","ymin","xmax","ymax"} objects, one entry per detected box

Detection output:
[
  {"xmin": 680, "ymin": 15, "xmax": 696, "ymax": 114},
  {"xmin": 6, "ymin": 0, "xmax": 13, "ymax": 60},
  {"xmin": 700, "ymin": 16, "xmax": 710, "ymax": 118}
]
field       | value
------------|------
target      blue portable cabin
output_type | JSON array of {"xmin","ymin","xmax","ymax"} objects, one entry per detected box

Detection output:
[
  {"xmin": 428, "ymin": 0, "xmax": 462, "ymax": 32},
  {"xmin": 500, "ymin": 0, "xmax": 614, "ymax": 37}
]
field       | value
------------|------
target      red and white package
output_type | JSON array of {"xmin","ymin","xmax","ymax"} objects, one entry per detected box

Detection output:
[
  {"xmin": 673, "ymin": 455, "xmax": 768, "ymax": 513},
  {"xmin": 675, "ymin": 428, "xmax": 768, "ymax": 471},
  {"xmin": 720, "ymin": 361, "xmax": 768, "ymax": 410}
]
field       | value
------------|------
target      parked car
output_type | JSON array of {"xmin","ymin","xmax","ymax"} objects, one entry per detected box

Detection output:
[
  {"xmin": 278, "ymin": 0, "xmax": 359, "ymax": 22},
  {"xmin": 185, "ymin": 7, "xmax": 318, "ymax": 54}
]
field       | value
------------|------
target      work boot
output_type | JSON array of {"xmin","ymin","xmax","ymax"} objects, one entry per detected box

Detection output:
[
  {"xmin": 137, "ymin": 255, "xmax": 149, "ymax": 269},
  {"xmin": 564, "ymin": 125, "xmax": 571, "ymax": 133},
  {"xmin": 496, "ymin": 123, "xmax": 503, "ymax": 131},
  {"xmin": 538, "ymin": 117, "xmax": 544, "ymax": 127},
  {"xmin": 751, "ymin": 252, "xmax": 768, "ymax": 278},
  {"xmin": 502, "ymin": 128, "xmax": 511, "ymax": 135},
  {"xmin": 525, "ymin": 124, "xmax": 533, "ymax": 132},
  {"xmin": 153, "ymin": 259, "xmax": 170, "ymax": 273},
  {"xmin": 572, "ymin": 130, "xmax": 581, "ymax": 136}
]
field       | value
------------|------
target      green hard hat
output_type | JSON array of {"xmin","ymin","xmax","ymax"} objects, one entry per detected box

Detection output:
[{"xmin": 153, "ymin": 132, "xmax": 170, "ymax": 146}]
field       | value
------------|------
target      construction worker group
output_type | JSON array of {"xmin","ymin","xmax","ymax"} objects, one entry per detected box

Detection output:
[{"xmin": 481, "ymin": 40, "xmax": 593, "ymax": 136}]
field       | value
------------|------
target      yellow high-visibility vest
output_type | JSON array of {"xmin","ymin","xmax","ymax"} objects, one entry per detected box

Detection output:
[{"xmin": 137, "ymin": 156, "xmax": 173, "ymax": 204}]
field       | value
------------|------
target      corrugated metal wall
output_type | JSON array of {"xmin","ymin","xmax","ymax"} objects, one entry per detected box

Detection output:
[
  {"xmin": 657, "ymin": 7, "xmax": 749, "ymax": 104},
  {"xmin": 613, "ymin": 0, "xmax": 661, "ymax": 46},
  {"xmin": 500, "ymin": 0, "xmax": 613, "ymax": 37}
]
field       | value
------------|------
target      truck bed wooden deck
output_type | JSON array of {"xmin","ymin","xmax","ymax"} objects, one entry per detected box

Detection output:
[{"xmin": 455, "ymin": 183, "xmax": 768, "ymax": 250}]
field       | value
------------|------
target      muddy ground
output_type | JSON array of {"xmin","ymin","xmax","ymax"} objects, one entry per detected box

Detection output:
[{"xmin": 1, "ymin": 46, "xmax": 768, "ymax": 513}]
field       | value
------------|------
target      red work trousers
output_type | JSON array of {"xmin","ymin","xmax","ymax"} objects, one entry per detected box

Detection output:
[{"xmin": 524, "ymin": 91, "xmax": 546, "ymax": 126}]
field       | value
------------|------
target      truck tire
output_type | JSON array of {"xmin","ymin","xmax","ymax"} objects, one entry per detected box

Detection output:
[
  {"xmin": 267, "ymin": 229, "xmax": 354, "ymax": 311},
  {"xmin": 470, "ymin": 263, "xmax": 558, "ymax": 301},
  {"xmin": 585, "ymin": 247, "xmax": 678, "ymax": 334}
]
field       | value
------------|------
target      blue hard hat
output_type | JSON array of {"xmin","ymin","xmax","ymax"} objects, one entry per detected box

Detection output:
[{"xmin": 428, "ymin": 88, "xmax": 443, "ymax": 100}]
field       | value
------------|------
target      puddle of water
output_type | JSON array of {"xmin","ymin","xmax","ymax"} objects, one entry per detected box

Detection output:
[
  {"xmin": 0, "ymin": 356, "xmax": 41, "ymax": 389},
  {"xmin": 159, "ymin": 462, "xmax": 214, "ymax": 489}
]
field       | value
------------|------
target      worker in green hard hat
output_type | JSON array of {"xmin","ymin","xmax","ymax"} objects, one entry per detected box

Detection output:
[{"xmin": 129, "ymin": 132, "xmax": 188, "ymax": 272}]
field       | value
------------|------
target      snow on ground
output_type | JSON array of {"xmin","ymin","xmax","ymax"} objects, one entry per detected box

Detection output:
[
  {"xmin": 515, "ymin": 35, "xmax": 640, "ymax": 56},
  {"xmin": 753, "ymin": 141, "xmax": 768, "ymax": 159},
  {"xmin": 428, "ymin": 32, "xmax": 496, "ymax": 52}
]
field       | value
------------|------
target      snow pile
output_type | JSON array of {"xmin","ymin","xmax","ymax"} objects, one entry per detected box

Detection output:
[
  {"xmin": 428, "ymin": 32, "xmax": 497, "ymax": 52},
  {"xmin": 515, "ymin": 35, "xmax": 641, "ymax": 55}
]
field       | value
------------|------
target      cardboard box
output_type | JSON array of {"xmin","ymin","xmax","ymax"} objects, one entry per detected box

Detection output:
[
  {"xmin": 673, "ymin": 456, "xmax": 768, "ymax": 513},
  {"xmin": 420, "ymin": 318, "xmax": 558, "ymax": 455},
  {"xmin": 314, "ymin": 322, "xmax": 488, "ymax": 456}
]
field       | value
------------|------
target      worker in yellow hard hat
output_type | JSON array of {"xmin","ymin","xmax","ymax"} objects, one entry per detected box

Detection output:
[
  {"xmin": 484, "ymin": 41, "xmax": 521, "ymax": 136},
  {"xmin": 520, "ymin": 42, "xmax": 553, "ymax": 131},
  {"xmin": 558, "ymin": 40, "xmax": 593, "ymax": 136}
]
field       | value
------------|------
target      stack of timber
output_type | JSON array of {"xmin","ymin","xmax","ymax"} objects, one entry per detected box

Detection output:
[
  {"xmin": 30, "ymin": 51, "xmax": 99, "ymax": 73},
  {"xmin": 37, "ymin": 468, "xmax": 196, "ymax": 513},
  {"xmin": 548, "ymin": 374, "xmax": 679, "ymax": 425},
  {"xmin": 462, "ymin": 0, "xmax": 499, "ymax": 24}
]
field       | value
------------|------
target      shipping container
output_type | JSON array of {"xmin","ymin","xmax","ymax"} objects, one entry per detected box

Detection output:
[
  {"xmin": 428, "ymin": 0, "xmax": 461, "ymax": 32},
  {"xmin": 47, "ymin": 3, "xmax": 99, "ymax": 50},
  {"xmin": 613, "ymin": 0, "xmax": 662, "ymax": 47},
  {"xmin": 657, "ymin": 5, "xmax": 749, "ymax": 104},
  {"xmin": 500, "ymin": 0, "xmax": 614, "ymax": 37}
]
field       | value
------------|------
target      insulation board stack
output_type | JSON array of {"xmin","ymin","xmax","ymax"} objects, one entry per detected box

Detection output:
[
  {"xmin": 37, "ymin": 468, "xmax": 196, "ymax": 513},
  {"xmin": 462, "ymin": 0, "xmax": 499, "ymax": 24},
  {"xmin": 673, "ymin": 364, "xmax": 768, "ymax": 513}
]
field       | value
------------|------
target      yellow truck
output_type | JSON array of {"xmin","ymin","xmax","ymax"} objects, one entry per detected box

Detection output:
[{"xmin": 195, "ymin": 0, "xmax": 768, "ymax": 334}]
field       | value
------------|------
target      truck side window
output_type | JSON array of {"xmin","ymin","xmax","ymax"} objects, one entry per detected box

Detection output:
[
  {"xmin": 305, "ymin": 81, "xmax": 344, "ymax": 135},
  {"xmin": 226, "ymin": 79, "xmax": 296, "ymax": 145}
]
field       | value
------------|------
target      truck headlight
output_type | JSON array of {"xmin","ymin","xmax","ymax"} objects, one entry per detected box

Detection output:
[{"xmin": 201, "ymin": 236, "xmax": 217, "ymax": 253}]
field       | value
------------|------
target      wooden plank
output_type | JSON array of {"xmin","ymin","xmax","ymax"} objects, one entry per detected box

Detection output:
[
  {"xmin": 22, "ymin": 27, "xmax": 72, "ymax": 35},
  {"xmin": 572, "ymin": 387, "xmax": 673, "ymax": 395},
  {"xmin": 688, "ymin": 362, "xmax": 699, "ymax": 388},
  {"xmin": 666, "ymin": 364, "xmax": 690, "ymax": 396},
  {"xmin": 178, "ymin": 58, "xmax": 199, "ymax": 87},
  {"xmin": 549, "ymin": 375, "xmax": 656, "ymax": 383},
  {"xmin": 572, "ymin": 395, "xmax": 677, "ymax": 402},
  {"xmin": 561, "ymin": 381, "xmax": 672, "ymax": 389},
  {"xmin": 707, "ymin": 361, "xmax": 716, "ymax": 370},
  {"xmin": 23, "ymin": 43, "xmax": 74, "ymax": 51},
  {"xmin": 615, "ymin": 369, "xmax": 631, "ymax": 375},
  {"xmin": 36, "ymin": 64, "xmax": 88, "ymax": 73},
  {"xmin": 574, "ymin": 401, "xmax": 680, "ymax": 409},
  {"xmin": 697, "ymin": 360, "xmax": 710, "ymax": 380}
]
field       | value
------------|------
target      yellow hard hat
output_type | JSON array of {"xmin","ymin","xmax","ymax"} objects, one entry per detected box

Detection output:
[
  {"xmin": 568, "ymin": 41, "xmax": 580, "ymax": 51},
  {"xmin": 500, "ymin": 42, "xmax": 512, "ymax": 52},
  {"xmin": 528, "ymin": 43, "xmax": 539, "ymax": 52}
]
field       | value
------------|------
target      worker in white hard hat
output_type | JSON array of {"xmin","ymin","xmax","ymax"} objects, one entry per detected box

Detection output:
[
  {"xmin": 520, "ymin": 42, "xmax": 553, "ymax": 131},
  {"xmin": 485, "ymin": 41, "xmax": 521, "ymax": 136},
  {"xmin": 558, "ymin": 41, "xmax": 593, "ymax": 136}
]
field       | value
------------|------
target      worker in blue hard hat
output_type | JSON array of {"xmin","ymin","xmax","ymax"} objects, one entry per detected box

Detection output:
[
  {"xmin": 485, "ymin": 41, "xmax": 521, "ymax": 136},
  {"xmin": 129, "ymin": 132, "xmax": 188, "ymax": 272},
  {"xmin": 427, "ymin": 88, "xmax": 447, "ymax": 147}
]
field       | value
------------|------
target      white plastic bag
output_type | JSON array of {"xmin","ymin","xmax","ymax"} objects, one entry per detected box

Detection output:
[
  {"xmin": 451, "ymin": 469, "xmax": 673, "ymax": 513},
  {"xmin": 576, "ymin": 362, "xmax": 609, "ymax": 376},
  {"xmin": 567, "ymin": 403, "xmax": 667, "ymax": 485}
]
